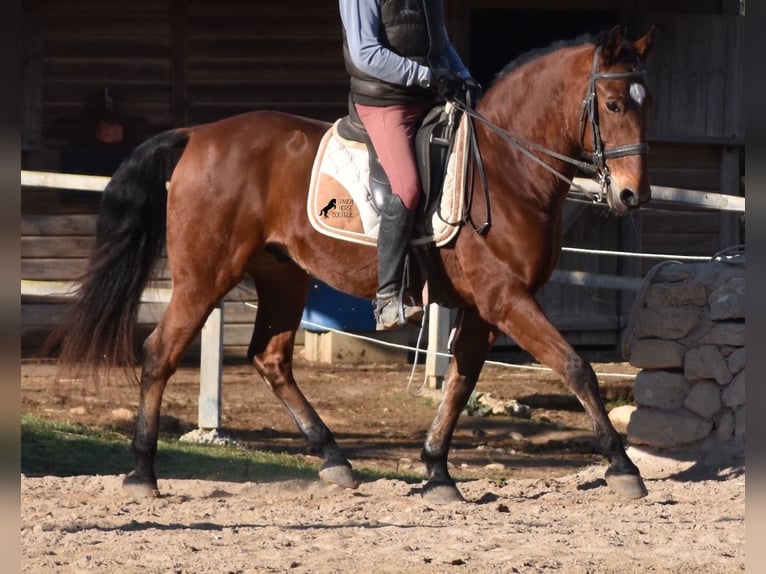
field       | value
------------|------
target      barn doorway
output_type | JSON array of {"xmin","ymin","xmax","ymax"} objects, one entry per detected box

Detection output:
[{"xmin": 469, "ymin": 9, "xmax": 620, "ymax": 89}]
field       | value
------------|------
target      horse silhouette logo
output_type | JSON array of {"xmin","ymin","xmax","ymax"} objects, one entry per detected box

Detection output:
[{"xmin": 319, "ymin": 198, "xmax": 337, "ymax": 218}]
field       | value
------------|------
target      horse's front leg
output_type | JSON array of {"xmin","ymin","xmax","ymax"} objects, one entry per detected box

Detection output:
[
  {"xmin": 492, "ymin": 290, "xmax": 647, "ymax": 499},
  {"xmin": 248, "ymin": 263, "xmax": 357, "ymax": 489},
  {"xmin": 250, "ymin": 330, "xmax": 357, "ymax": 488},
  {"xmin": 421, "ymin": 309, "xmax": 496, "ymax": 503}
]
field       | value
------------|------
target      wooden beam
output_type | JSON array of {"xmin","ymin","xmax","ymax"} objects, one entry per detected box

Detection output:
[
  {"xmin": 21, "ymin": 170, "xmax": 110, "ymax": 191},
  {"xmin": 425, "ymin": 303, "xmax": 450, "ymax": 390},
  {"xmin": 199, "ymin": 303, "xmax": 223, "ymax": 429},
  {"xmin": 570, "ymin": 177, "xmax": 746, "ymax": 212}
]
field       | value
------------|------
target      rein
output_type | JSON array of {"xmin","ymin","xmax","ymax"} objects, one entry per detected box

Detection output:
[{"xmin": 451, "ymin": 45, "xmax": 648, "ymax": 217}]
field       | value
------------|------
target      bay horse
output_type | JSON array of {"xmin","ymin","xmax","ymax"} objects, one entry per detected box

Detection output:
[{"xmin": 49, "ymin": 26, "xmax": 654, "ymax": 503}]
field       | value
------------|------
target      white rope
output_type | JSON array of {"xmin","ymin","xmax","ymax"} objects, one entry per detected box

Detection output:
[
  {"xmin": 561, "ymin": 246, "xmax": 711, "ymax": 261},
  {"xmin": 293, "ymin": 311, "xmax": 636, "ymax": 379}
]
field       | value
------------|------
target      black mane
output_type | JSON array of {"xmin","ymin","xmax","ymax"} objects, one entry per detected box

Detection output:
[{"xmin": 490, "ymin": 30, "xmax": 631, "ymax": 88}]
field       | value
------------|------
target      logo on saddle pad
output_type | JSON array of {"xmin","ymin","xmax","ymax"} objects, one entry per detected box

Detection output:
[
  {"xmin": 319, "ymin": 198, "xmax": 337, "ymax": 218},
  {"xmin": 307, "ymin": 113, "xmax": 469, "ymax": 247}
]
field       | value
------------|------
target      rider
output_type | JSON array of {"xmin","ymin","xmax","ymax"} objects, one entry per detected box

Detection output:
[{"xmin": 339, "ymin": 0, "xmax": 480, "ymax": 331}]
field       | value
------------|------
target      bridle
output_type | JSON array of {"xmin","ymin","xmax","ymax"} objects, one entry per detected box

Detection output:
[
  {"xmin": 450, "ymin": 43, "xmax": 649, "ymax": 230},
  {"xmin": 578, "ymin": 46, "xmax": 649, "ymax": 201}
]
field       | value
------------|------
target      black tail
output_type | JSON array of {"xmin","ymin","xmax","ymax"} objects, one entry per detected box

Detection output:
[{"xmin": 46, "ymin": 129, "xmax": 189, "ymax": 376}]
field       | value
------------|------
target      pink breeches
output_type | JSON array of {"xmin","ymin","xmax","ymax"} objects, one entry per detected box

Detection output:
[{"xmin": 355, "ymin": 102, "xmax": 431, "ymax": 211}]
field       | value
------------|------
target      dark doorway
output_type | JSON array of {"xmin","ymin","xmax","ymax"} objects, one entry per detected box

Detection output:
[{"xmin": 469, "ymin": 9, "xmax": 619, "ymax": 88}]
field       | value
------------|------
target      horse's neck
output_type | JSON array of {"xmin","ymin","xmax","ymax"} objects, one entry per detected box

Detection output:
[{"xmin": 482, "ymin": 47, "xmax": 589, "ymax": 162}]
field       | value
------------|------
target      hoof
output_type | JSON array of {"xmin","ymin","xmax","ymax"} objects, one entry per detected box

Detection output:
[
  {"xmin": 122, "ymin": 471, "xmax": 160, "ymax": 499},
  {"xmin": 422, "ymin": 483, "xmax": 465, "ymax": 505},
  {"xmin": 319, "ymin": 462, "xmax": 358, "ymax": 489},
  {"xmin": 605, "ymin": 472, "xmax": 648, "ymax": 499}
]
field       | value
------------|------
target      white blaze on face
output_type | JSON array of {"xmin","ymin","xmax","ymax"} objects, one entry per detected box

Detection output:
[{"xmin": 629, "ymin": 82, "xmax": 646, "ymax": 106}]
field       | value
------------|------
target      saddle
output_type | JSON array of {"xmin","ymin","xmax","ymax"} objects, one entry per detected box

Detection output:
[
  {"xmin": 307, "ymin": 97, "xmax": 471, "ymax": 306},
  {"xmin": 335, "ymin": 97, "xmax": 463, "ymax": 231}
]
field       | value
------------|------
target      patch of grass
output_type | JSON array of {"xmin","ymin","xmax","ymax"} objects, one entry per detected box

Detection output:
[
  {"xmin": 22, "ymin": 414, "xmax": 317, "ymax": 482},
  {"xmin": 20, "ymin": 414, "xmax": 422, "ymax": 484}
]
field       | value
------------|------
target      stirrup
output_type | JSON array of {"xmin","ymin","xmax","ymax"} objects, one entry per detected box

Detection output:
[{"xmin": 374, "ymin": 295, "xmax": 423, "ymax": 331}]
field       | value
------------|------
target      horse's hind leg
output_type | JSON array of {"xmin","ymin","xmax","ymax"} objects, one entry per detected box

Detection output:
[
  {"xmin": 247, "ymin": 256, "xmax": 357, "ymax": 488},
  {"xmin": 493, "ymin": 291, "xmax": 647, "ymax": 499},
  {"xmin": 123, "ymin": 290, "xmax": 220, "ymax": 498},
  {"xmin": 421, "ymin": 309, "xmax": 497, "ymax": 504}
]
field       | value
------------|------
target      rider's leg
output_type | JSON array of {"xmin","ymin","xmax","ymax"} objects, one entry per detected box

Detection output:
[{"xmin": 355, "ymin": 102, "xmax": 429, "ymax": 330}]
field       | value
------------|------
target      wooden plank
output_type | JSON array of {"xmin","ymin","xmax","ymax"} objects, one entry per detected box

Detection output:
[
  {"xmin": 647, "ymin": 168, "xmax": 720, "ymax": 191},
  {"xmin": 669, "ymin": 15, "xmax": 706, "ymax": 137},
  {"xmin": 44, "ymin": 36, "xmax": 171, "ymax": 59},
  {"xmin": 31, "ymin": 0, "xmax": 170, "ymax": 16},
  {"xmin": 723, "ymin": 15, "xmax": 745, "ymax": 139},
  {"xmin": 47, "ymin": 60, "xmax": 170, "ymax": 83},
  {"xmin": 645, "ymin": 13, "xmax": 743, "ymax": 141},
  {"xmin": 704, "ymin": 17, "xmax": 726, "ymax": 137},
  {"xmin": 21, "ymin": 189, "xmax": 102, "ymax": 215},
  {"xmin": 22, "ymin": 301, "xmax": 168, "ymax": 327},
  {"xmin": 641, "ymin": 210, "xmax": 719, "ymax": 233},
  {"xmin": 22, "ymin": 236, "xmax": 94, "ymax": 258},
  {"xmin": 21, "ymin": 214, "xmax": 97, "ymax": 236},
  {"xmin": 21, "ymin": 259, "xmax": 88, "ymax": 280},
  {"xmin": 41, "ymin": 14, "xmax": 170, "ymax": 36},
  {"xmin": 21, "ymin": 258, "xmax": 172, "ymax": 281},
  {"xmin": 21, "ymin": 279, "xmax": 172, "ymax": 303},
  {"xmin": 23, "ymin": 16, "xmax": 44, "ymax": 150},
  {"xmin": 187, "ymin": 81, "xmax": 348, "ymax": 103},
  {"xmin": 221, "ymin": 324, "xmax": 256, "ymax": 347},
  {"xmin": 170, "ymin": 0, "xmax": 187, "ymax": 128},
  {"xmin": 221, "ymin": 301, "xmax": 257, "ymax": 323},
  {"xmin": 187, "ymin": 60, "xmax": 347, "ymax": 82},
  {"xmin": 648, "ymin": 142, "xmax": 721, "ymax": 167}
]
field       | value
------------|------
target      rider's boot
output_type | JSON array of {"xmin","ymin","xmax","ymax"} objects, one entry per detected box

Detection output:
[{"xmin": 374, "ymin": 194, "xmax": 423, "ymax": 331}]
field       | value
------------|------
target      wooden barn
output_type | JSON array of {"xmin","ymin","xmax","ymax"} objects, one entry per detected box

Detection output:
[{"xmin": 21, "ymin": 0, "xmax": 745, "ymax": 356}]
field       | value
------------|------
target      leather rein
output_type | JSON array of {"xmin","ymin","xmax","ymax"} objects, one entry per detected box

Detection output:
[{"xmin": 451, "ymin": 45, "xmax": 648, "ymax": 235}]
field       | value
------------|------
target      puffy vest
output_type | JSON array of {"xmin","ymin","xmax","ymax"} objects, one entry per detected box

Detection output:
[{"xmin": 343, "ymin": 0, "xmax": 446, "ymax": 105}]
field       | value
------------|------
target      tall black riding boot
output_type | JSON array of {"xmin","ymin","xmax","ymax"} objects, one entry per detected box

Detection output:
[{"xmin": 375, "ymin": 194, "xmax": 423, "ymax": 330}]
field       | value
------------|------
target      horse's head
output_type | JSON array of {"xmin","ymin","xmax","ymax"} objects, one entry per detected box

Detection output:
[{"xmin": 581, "ymin": 26, "xmax": 655, "ymax": 214}]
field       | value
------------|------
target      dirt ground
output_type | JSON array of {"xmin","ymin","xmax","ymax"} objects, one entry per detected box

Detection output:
[{"xmin": 20, "ymin": 350, "xmax": 746, "ymax": 573}]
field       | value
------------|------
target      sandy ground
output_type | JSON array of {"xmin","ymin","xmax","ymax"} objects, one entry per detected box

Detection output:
[
  {"xmin": 21, "ymin": 456, "xmax": 745, "ymax": 574},
  {"xmin": 20, "ymin": 357, "xmax": 745, "ymax": 573}
]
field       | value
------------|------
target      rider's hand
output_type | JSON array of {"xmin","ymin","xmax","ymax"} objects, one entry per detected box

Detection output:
[{"xmin": 429, "ymin": 69, "xmax": 466, "ymax": 102}]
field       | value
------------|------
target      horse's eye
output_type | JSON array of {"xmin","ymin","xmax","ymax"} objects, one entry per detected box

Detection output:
[{"xmin": 606, "ymin": 101, "xmax": 621, "ymax": 113}]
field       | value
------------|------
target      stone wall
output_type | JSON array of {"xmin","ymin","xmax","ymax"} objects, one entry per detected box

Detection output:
[{"xmin": 621, "ymin": 253, "xmax": 745, "ymax": 463}]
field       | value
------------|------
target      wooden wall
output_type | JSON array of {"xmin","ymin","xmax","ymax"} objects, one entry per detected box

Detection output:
[
  {"xmin": 22, "ymin": 0, "xmax": 349, "ymax": 171},
  {"xmin": 20, "ymin": 186, "xmax": 267, "ymax": 357}
]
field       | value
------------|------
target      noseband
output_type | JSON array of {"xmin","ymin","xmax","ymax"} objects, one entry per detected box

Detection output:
[
  {"xmin": 578, "ymin": 46, "xmax": 649, "ymax": 202},
  {"xmin": 452, "ymin": 44, "xmax": 649, "ymax": 205}
]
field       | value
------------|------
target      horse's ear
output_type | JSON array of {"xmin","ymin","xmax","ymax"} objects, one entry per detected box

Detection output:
[
  {"xmin": 602, "ymin": 25, "xmax": 627, "ymax": 62},
  {"xmin": 632, "ymin": 26, "xmax": 656, "ymax": 63}
]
